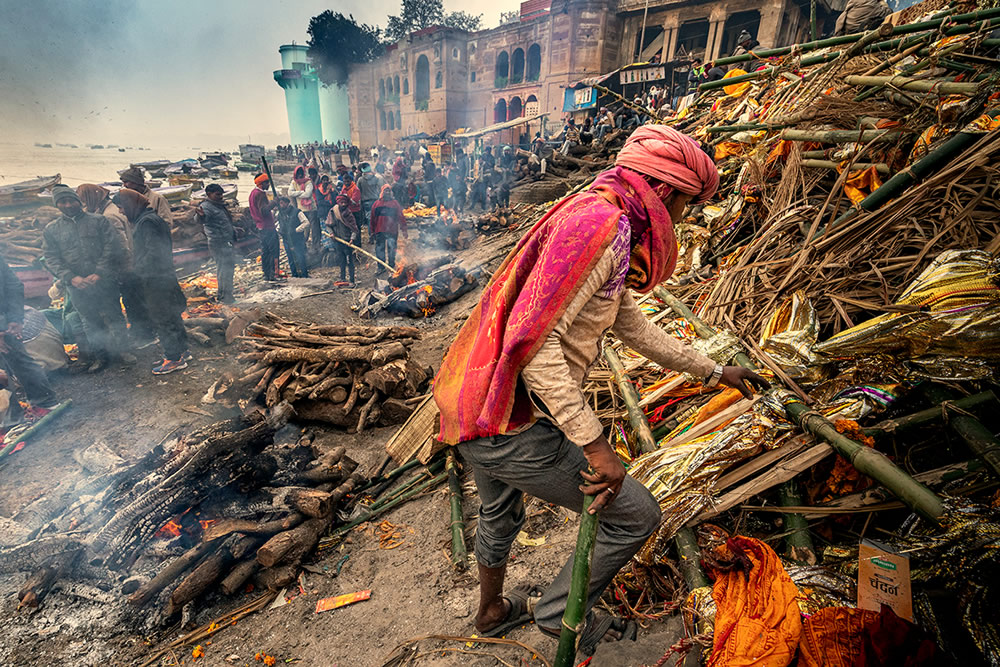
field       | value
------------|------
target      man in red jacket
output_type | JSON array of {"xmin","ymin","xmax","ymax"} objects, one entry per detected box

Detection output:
[{"xmin": 368, "ymin": 185, "xmax": 407, "ymax": 275}]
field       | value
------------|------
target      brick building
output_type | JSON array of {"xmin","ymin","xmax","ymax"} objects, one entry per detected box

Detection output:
[{"xmin": 346, "ymin": 0, "xmax": 825, "ymax": 147}]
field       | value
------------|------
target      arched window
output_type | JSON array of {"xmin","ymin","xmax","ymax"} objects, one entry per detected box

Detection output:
[
  {"xmin": 395, "ymin": 110, "xmax": 401, "ymax": 128},
  {"xmin": 511, "ymin": 48, "xmax": 525, "ymax": 84},
  {"xmin": 508, "ymin": 96, "xmax": 523, "ymax": 120},
  {"xmin": 380, "ymin": 110, "xmax": 387, "ymax": 130},
  {"xmin": 526, "ymin": 94, "xmax": 538, "ymax": 103},
  {"xmin": 435, "ymin": 71, "xmax": 442, "ymax": 88},
  {"xmin": 403, "ymin": 78, "xmax": 409, "ymax": 95},
  {"xmin": 495, "ymin": 51, "xmax": 509, "ymax": 87},
  {"xmin": 527, "ymin": 44, "xmax": 541, "ymax": 81},
  {"xmin": 415, "ymin": 55, "xmax": 430, "ymax": 106},
  {"xmin": 393, "ymin": 75, "xmax": 400, "ymax": 97},
  {"xmin": 494, "ymin": 98, "xmax": 507, "ymax": 124},
  {"xmin": 452, "ymin": 47, "xmax": 460, "ymax": 59},
  {"xmin": 378, "ymin": 79, "xmax": 385, "ymax": 101},
  {"xmin": 388, "ymin": 112, "xmax": 395, "ymax": 130}
]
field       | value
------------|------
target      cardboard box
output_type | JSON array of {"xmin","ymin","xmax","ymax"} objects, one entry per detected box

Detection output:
[{"xmin": 858, "ymin": 538, "xmax": 912, "ymax": 620}]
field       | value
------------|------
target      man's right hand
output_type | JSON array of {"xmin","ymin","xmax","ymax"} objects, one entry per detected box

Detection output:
[
  {"xmin": 580, "ymin": 435, "xmax": 626, "ymax": 514},
  {"xmin": 71, "ymin": 276, "xmax": 88, "ymax": 289}
]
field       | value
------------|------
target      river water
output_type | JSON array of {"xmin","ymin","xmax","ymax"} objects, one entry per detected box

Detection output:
[{"xmin": 0, "ymin": 142, "xmax": 256, "ymax": 205}]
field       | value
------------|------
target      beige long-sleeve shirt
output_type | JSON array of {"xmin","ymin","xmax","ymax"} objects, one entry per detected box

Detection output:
[
  {"xmin": 520, "ymin": 215, "xmax": 716, "ymax": 445},
  {"xmin": 143, "ymin": 188, "xmax": 173, "ymax": 224}
]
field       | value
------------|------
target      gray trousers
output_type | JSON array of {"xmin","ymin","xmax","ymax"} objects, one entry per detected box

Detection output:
[{"xmin": 458, "ymin": 420, "xmax": 660, "ymax": 629}]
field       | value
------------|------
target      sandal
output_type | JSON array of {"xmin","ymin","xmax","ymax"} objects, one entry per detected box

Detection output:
[
  {"xmin": 538, "ymin": 611, "xmax": 637, "ymax": 656},
  {"xmin": 479, "ymin": 584, "xmax": 544, "ymax": 638}
]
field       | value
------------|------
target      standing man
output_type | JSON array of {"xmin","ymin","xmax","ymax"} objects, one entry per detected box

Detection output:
[
  {"xmin": 288, "ymin": 166, "xmax": 318, "ymax": 252},
  {"xmin": 120, "ymin": 167, "xmax": 172, "ymax": 224},
  {"xmin": 276, "ymin": 197, "xmax": 310, "ymax": 278},
  {"xmin": 369, "ymin": 185, "xmax": 406, "ymax": 275},
  {"xmin": 433, "ymin": 126, "xmax": 766, "ymax": 653},
  {"xmin": 76, "ymin": 183, "xmax": 157, "ymax": 348},
  {"xmin": 327, "ymin": 194, "xmax": 359, "ymax": 285},
  {"xmin": 341, "ymin": 172, "xmax": 363, "ymax": 241},
  {"xmin": 116, "ymin": 190, "xmax": 189, "ymax": 375},
  {"xmin": 196, "ymin": 184, "xmax": 237, "ymax": 303},
  {"xmin": 249, "ymin": 174, "xmax": 279, "ymax": 282},
  {"xmin": 43, "ymin": 185, "xmax": 133, "ymax": 372},
  {"xmin": 357, "ymin": 162, "xmax": 384, "ymax": 237},
  {"xmin": 0, "ymin": 256, "xmax": 58, "ymax": 413},
  {"xmin": 559, "ymin": 119, "xmax": 580, "ymax": 156}
]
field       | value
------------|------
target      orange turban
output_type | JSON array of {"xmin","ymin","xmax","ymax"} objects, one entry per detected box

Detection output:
[{"xmin": 254, "ymin": 173, "xmax": 270, "ymax": 187}]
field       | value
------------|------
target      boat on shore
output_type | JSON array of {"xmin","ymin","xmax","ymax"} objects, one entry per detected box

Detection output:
[
  {"xmin": 168, "ymin": 174, "xmax": 205, "ymax": 189},
  {"xmin": 0, "ymin": 174, "xmax": 61, "ymax": 210},
  {"xmin": 191, "ymin": 183, "xmax": 238, "ymax": 202},
  {"xmin": 132, "ymin": 159, "xmax": 171, "ymax": 171},
  {"xmin": 154, "ymin": 184, "xmax": 194, "ymax": 204}
]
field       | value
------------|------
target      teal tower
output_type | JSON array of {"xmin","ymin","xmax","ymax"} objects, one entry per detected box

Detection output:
[{"xmin": 274, "ymin": 44, "xmax": 323, "ymax": 145}]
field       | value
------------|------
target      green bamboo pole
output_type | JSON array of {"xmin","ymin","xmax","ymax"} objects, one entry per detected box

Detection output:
[
  {"xmin": 843, "ymin": 75, "xmax": 980, "ymax": 95},
  {"xmin": 604, "ymin": 347, "xmax": 658, "ymax": 455},
  {"xmin": 828, "ymin": 106, "xmax": 1000, "ymax": 231},
  {"xmin": 778, "ymin": 480, "xmax": 817, "ymax": 564},
  {"xmin": 673, "ymin": 527, "xmax": 709, "ymax": 590},
  {"xmin": 354, "ymin": 457, "xmax": 424, "ymax": 494},
  {"xmin": 864, "ymin": 390, "xmax": 998, "ymax": 437},
  {"xmin": 553, "ymin": 494, "xmax": 599, "ymax": 667},
  {"xmin": 783, "ymin": 399, "xmax": 944, "ymax": 522},
  {"xmin": 653, "ymin": 286, "xmax": 755, "ymax": 368},
  {"xmin": 445, "ymin": 451, "xmax": 469, "ymax": 571},
  {"xmin": 0, "ymin": 399, "xmax": 73, "ymax": 459},
  {"xmin": 322, "ymin": 471, "xmax": 448, "ymax": 543},
  {"xmin": 780, "ymin": 128, "xmax": 904, "ymax": 143},
  {"xmin": 802, "ymin": 159, "xmax": 890, "ymax": 175},
  {"xmin": 712, "ymin": 8, "xmax": 1000, "ymax": 67},
  {"xmin": 920, "ymin": 385, "xmax": 1000, "ymax": 479}
]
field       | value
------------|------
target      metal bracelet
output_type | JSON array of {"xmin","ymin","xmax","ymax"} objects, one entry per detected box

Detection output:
[{"xmin": 704, "ymin": 364, "xmax": 724, "ymax": 389}]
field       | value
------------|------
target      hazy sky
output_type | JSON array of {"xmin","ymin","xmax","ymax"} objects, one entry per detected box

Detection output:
[{"xmin": 0, "ymin": 0, "xmax": 520, "ymax": 150}]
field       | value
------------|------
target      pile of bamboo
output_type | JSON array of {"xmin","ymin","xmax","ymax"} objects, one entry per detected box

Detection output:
[
  {"xmin": 660, "ymin": 4, "xmax": 1000, "ymax": 340},
  {"xmin": 226, "ymin": 315, "xmax": 431, "ymax": 431}
]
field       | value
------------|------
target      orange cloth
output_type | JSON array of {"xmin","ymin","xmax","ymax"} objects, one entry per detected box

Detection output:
[
  {"xmin": 714, "ymin": 141, "xmax": 748, "ymax": 160},
  {"xmin": 722, "ymin": 69, "xmax": 751, "ymax": 97},
  {"xmin": 842, "ymin": 165, "xmax": 883, "ymax": 205},
  {"xmin": 706, "ymin": 537, "xmax": 802, "ymax": 667},
  {"xmin": 691, "ymin": 387, "xmax": 744, "ymax": 428},
  {"xmin": 798, "ymin": 607, "xmax": 878, "ymax": 667},
  {"xmin": 254, "ymin": 173, "xmax": 270, "ymax": 187}
]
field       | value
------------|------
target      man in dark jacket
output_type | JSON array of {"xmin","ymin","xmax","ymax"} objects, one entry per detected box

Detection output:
[
  {"xmin": 276, "ymin": 197, "xmax": 310, "ymax": 278},
  {"xmin": 369, "ymin": 185, "xmax": 406, "ymax": 275},
  {"xmin": 196, "ymin": 184, "xmax": 237, "ymax": 303},
  {"xmin": 328, "ymin": 194, "xmax": 359, "ymax": 284},
  {"xmin": 116, "ymin": 190, "xmax": 189, "ymax": 375},
  {"xmin": 0, "ymin": 256, "xmax": 58, "ymax": 412},
  {"xmin": 43, "ymin": 185, "xmax": 133, "ymax": 372},
  {"xmin": 357, "ymin": 162, "xmax": 385, "ymax": 237}
]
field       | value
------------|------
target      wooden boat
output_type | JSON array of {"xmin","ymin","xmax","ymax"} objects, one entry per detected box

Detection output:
[
  {"xmin": 168, "ymin": 174, "xmax": 204, "ymax": 189},
  {"xmin": 0, "ymin": 174, "xmax": 61, "ymax": 210},
  {"xmin": 211, "ymin": 167, "xmax": 239, "ymax": 179},
  {"xmin": 153, "ymin": 184, "xmax": 194, "ymax": 204},
  {"xmin": 234, "ymin": 161, "xmax": 259, "ymax": 172},
  {"xmin": 132, "ymin": 159, "xmax": 171, "ymax": 171},
  {"xmin": 190, "ymin": 183, "xmax": 238, "ymax": 202}
]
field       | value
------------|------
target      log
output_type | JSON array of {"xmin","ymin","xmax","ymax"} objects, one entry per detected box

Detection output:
[
  {"xmin": 329, "ymin": 471, "xmax": 365, "ymax": 504},
  {"xmin": 220, "ymin": 559, "xmax": 258, "ymax": 595},
  {"xmin": 260, "ymin": 342, "xmax": 408, "ymax": 366},
  {"xmin": 166, "ymin": 535, "xmax": 257, "ymax": 615},
  {"xmin": 254, "ymin": 564, "xmax": 298, "ymax": 591},
  {"xmin": 182, "ymin": 317, "xmax": 226, "ymax": 330},
  {"xmin": 307, "ymin": 375, "xmax": 352, "ymax": 401},
  {"xmin": 18, "ymin": 565, "xmax": 59, "ymax": 610},
  {"xmin": 268, "ymin": 487, "xmax": 333, "ymax": 518},
  {"xmin": 128, "ymin": 541, "xmax": 217, "ymax": 607},
  {"xmin": 204, "ymin": 514, "xmax": 305, "ymax": 542},
  {"xmin": 256, "ymin": 517, "xmax": 328, "ymax": 568}
]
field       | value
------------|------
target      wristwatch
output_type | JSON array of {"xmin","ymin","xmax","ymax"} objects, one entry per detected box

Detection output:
[{"xmin": 704, "ymin": 364, "xmax": 724, "ymax": 389}]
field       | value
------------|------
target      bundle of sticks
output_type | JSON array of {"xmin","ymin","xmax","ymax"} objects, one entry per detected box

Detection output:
[
  {"xmin": 0, "ymin": 206, "xmax": 60, "ymax": 265},
  {"xmin": 226, "ymin": 314, "xmax": 431, "ymax": 430}
]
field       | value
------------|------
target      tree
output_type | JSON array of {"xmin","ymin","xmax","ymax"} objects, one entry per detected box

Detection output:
[
  {"xmin": 386, "ymin": 0, "xmax": 444, "ymax": 41},
  {"xmin": 499, "ymin": 10, "xmax": 519, "ymax": 26},
  {"xmin": 307, "ymin": 11, "xmax": 384, "ymax": 87},
  {"xmin": 444, "ymin": 11, "xmax": 483, "ymax": 32}
]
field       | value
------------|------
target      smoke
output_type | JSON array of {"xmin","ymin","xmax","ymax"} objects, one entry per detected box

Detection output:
[{"xmin": 0, "ymin": 1, "xmax": 137, "ymax": 140}]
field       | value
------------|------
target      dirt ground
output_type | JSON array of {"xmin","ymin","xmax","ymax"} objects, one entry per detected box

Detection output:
[{"xmin": 0, "ymin": 231, "xmax": 685, "ymax": 667}]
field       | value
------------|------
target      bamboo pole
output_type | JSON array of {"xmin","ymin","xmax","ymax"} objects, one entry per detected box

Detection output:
[
  {"xmin": 603, "ymin": 347, "xmax": 658, "ymax": 455},
  {"xmin": 553, "ymin": 494, "xmax": 599, "ymax": 667},
  {"xmin": 712, "ymin": 8, "xmax": 1000, "ymax": 67},
  {"xmin": 920, "ymin": 385, "xmax": 1000, "ymax": 479},
  {"xmin": 445, "ymin": 451, "xmax": 468, "ymax": 571},
  {"xmin": 354, "ymin": 457, "xmax": 424, "ymax": 494},
  {"xmin": 778, "ymin": 480, "xmax": 817, "ymax": 564},
  {"xmin": 864, "ymin": 391, "xmax": 997, "ymax": 436},
  {"xmin": 783, "ymin": 399, "xmax": 943, "ymax": 523},
  {"xmin": 844, "ymin": 75, "xmax": 980, "ymax": 95},
  {"xmin": 0, "ymin": 400, "xmax": 73, "ymax": 459},
  {"xmin": 780, "ymin": 128, "xmax": 904, "ymax": 143},
  {"xmin": 801, "ymin": 159, "xmax": 890, "ymax": 175},
  {"xmin": 324, "ymin": 232, "xmax": 394, "ymax": 272},
  {"xmin": 828, "ymin": 107, "xmax": 1000, "ymax": 230},
  {"xmin": 673, "ymin": 527, "xmax": 709, "ymax": 590}
]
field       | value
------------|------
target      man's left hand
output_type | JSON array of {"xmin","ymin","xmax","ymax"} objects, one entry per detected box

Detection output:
[{"xmin": 719, "ymin": 366, "xmax": 770, "ymax": 399}]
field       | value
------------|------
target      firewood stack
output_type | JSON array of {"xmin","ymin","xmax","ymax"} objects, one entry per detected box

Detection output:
[
  {"xmin": 224, "ymin": 315, "xmax": 432, "ymax": 429},
  {"xmin": 0, "ymin": 206, "xmax": 61, "ymax": 265},
  {"xmin": 3, "ymin": 404, "xmax": 368, "ymax": 622}
]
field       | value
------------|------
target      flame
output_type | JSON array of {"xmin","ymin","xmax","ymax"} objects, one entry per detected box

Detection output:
[
  {"xmin": 200, "ymin": 519, "xmax": 217, "ymax": 531},
  {"xmin": 156, "ymin": 520, "xmax": 183, "ymax": 538},
  {"xmin": 420, "ymin": 285, "xmax": 436, "ymax": 317}
]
